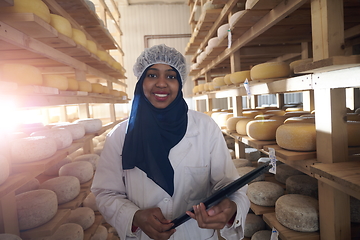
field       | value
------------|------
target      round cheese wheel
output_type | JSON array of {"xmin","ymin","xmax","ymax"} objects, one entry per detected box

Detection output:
[
  {"xmin": 212, "ymin": 77, "xmax": 226, "ymax": 87},
  {"xmin": 208, "ymin": 82, "xmax": 215, "ymax": 91},
  {"xmin": 275, "ymin": 194, "xmax": 319, "ymax": 232},
  {"xmin": 348, "ymin": 121, "xmax": 360, "ymax": 146},
  {"xmin": 217, "ymin": 23, "xmax": 230, "ymax": 39},
  {"xmin": 16, "ymin": 189, "xmax": 58, "ymax": 230},
  {"xmin": 265, "ymin": 109, "xmax": 286, "ymax": 116},
  {"xmin": 11, "ymin": 136, "xmax": 57, "ymax": 163},
  {"xmin": 67, "ymin": 207, "xmax": 95, "ymax": 230},
  {"xmin": 0, "ymin": 63, "xmax": 43, "ymax": 85},
  {"xmin": 43, "ymin": 74, "xmax": 69, "ymax": 91},
  {"xmin": 284, "ymin": 116, "xmax": 315, "ymax": 124},
  {"xmin": 230, "ymin": 70, "xmax": 251, "ymax": 84},
  {"xmin": 0, "ymin": 0, "xmax": 51, "ymax": 23},
  {"xmin": 235, "ymin": 117, "xmax": 253, "ymax": 135},
  {"xmin": 52, "ymin": 123, "xmax": 86, "ymax": 140},
  {"xmin": 31, "ymin": 128, "xmax": 73, "ymax": 150},
  {"xmin": 217, "ymin": 113, "xmax": 233, "ymax": 128},
  {"xmin": 290, "ymin": 58, "xmax": 313, "ymax": 75},
  {"xmin": 198, "ymin": 83, "xmax": 205, "ymax": 92},
  {"xmin": 245, "ymin": 148, "xmax": 261, "ymax": 162},
  {"xmin": 97, "ymin": 50, "xmax": 109, "ymax": 62},
  {"xmin": 40, "ymin": 176, "xmax": 80, "ymax": 204},
  {"xmin": 242, "ymin": 110, "xmax": 262, "ymax": 118},
  {"xmin": 73, "ymin": 118, "xmax": 102, "ymax": 133},
  {"xmin": 244, "ymin": 213, "xmax": 266, "ymax": 238},
  {"xmin": 207, "ymin": 37, "xmax": 220, "ymax": 48},
  {"xmin": 0, "ymin": 233, "xmax": 22, "ymax": 240},
  {"xmin": 91, "ymin": 83, "xmax": 104, "ymax": 93},
  {"xmin": 72, "ymin": 28, "xmax": 87, "ymax": 48},
  {"xmin": 250, "ymin": 62, "xmax": 290, "ymax": 80},
  {"xmin": 254, "ymin": 114, "xmax": 274, "ymax": 120},
  {"xmin": 284, "ymin": 111, "xmax": 310, "ymax": 117},
  {"xmin": 90, "ymin": 225, "xmax": 108, "ymax": 240},
  {"xmin": 67, "ymin": 78, "xmax": 78, "ymax": 91},
  {"xmin": 59, "ymin": 161, "xmax": 94, "ymax": 184},
  {"xmin": 15, "ymin": 177, "xmax": 40, "ymax": 195},
  {"xmin": 246, "ymin": 119, "xmax": 282, "ymax": 140},
  {"xmin": 49, "ymin": 14, "xmax": 72, "ymax": 38},
  {"xmin": 73, "ymin": 153, "xmax": 99, "ymax": 170},
  {"xmin": 49, "ymin": 223, "xmax": 84, "ymax": 240},
  {"xmin": 275, "ymin": 164, "xmax": 304, "ymax": 184},
  {"xmin": 83, "ymin": 192, "xmax": 98, "ymax": 211},
  {"xmin": 286, "ymin": 175, "xmax": 318, "ymax": 198},
  {"xmin": 233, "ymin": 158, "xmax": 252, "ymax": 168},
  {"xmin": 0, "ymin": 155, "xmax": 10, "ymax": 185},
  {"xmin": 251, "ymin": 230, "xmax": 272, "ymax": 240},
  {"xmin": 276, "ymin": 123, "xmax": 316, "ymax": 151},
  {"xmin": 224, "ymin": 74, "xmax": 232, "ymax": 85},
  {"xmin": 93, "ymin": 146, "xmax": 103, "ymax": 156},
  {"xmin": 226, "ymin": 116, "xmax": 247, "ymax": 131},
  {"xmin": 192, "ymin": 86, "xmax": 199, "ymax": 94},
  {"xmin": 44, "ymin": 156, "xmax": 72, "ymax": 176},
  {"xmin": 78, "ymin": 81, "xmax": 92, "ymax": 92},
  {"xmin": 247, "ymin": 181, "xmax": 284, "ymax": 206},
  {"xmin": 237, "ymin": 166, "xmax": 265, "ymax": 182},
  {"xmin": 86, "ymin": 40, "xmax": 98, "ymax": 55}
]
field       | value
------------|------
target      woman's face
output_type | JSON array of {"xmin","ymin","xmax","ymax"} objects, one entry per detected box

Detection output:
[{"xmin": 142, "ymin": 64, "xmax": 180, "ymax": 109}]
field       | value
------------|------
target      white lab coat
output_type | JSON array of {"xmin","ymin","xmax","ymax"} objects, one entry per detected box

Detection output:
[{"xmin": 91, "ymin": 109, "xmax": 250, "ymax": 240}]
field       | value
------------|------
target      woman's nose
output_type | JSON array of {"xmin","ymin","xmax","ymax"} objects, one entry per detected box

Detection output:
[{"xmin": 155, "ymin": 75, "xmax": 167, "ymax": 87}]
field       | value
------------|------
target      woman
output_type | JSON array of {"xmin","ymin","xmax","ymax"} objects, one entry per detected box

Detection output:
[{"xmin": 91, "ymin": 44, "xmax": 250, "ymax": 240}]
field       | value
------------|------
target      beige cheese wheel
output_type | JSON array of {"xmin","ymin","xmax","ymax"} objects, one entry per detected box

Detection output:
[
  {"xmin": 286, "ymin": 175, "xmax": 318, "ymax": 198},
  {"xmin": 290, "ymin": 58, "xmax": 313, "ymax": 75},
  {"xmin": 72, "ymin": 28, "xmax": 87, "ymax": 48},
  {"xmin": 53, "ymin": 123, "xmax": 86, "ymax": 140},
  {"xmin": 250, "ymin": 62, "xmax": 290, "ymax": 80},
  {"xmin": 235, "ymin": 117, "xmax": 253, "ymax": 135},
  {"xmin": 245, "ymin": 148, "xmax": 261, "ymax": 161},
  {"xmin": 93, "ymin": 146, "xmax": 103, "ymax": 156},
  {"xmin": 270, "ymin": 115, "xmax": 290, "ymax": 123},
  {"xmin": 91, "ymin": 83, "xmax": 104, "ymax": 93},
  {"xmin": 49, "ymin": 14, "xmax": 72, "ymax": 38},
  {"xmin": 43, "ymin": 74, "xmax": 69, "ymax": 91},
  {"xmin": 242, "ymin": 110, "xmax": 261, "ymax": 118},
  {"xmin": 78, "ymin": 80, "xmax": 92, "ymax": 92},
  {"xmin": 44, "ymin": 156, "xmax": 72, "ymax": 176},
  {"xmin": 226, "ymin": 116, "xmax": 248, "ymax": 131},
  {"xmin": 254, "ymin": 114, "xmax": 274, "ymax": 120},
  {"xmin": 251, "ymin": 230, "xmax": 272, "ymax": 240},
  {"xmin": 59, "ymin": 161, "xmax": 94, "ymax": 184},
  {"xmin": 90, "ymin": 225, "xmax": 108, "ymax": 240},
  {"xmin": 265, "ymin": 109, "xmax": 286, "ymax": 116},
  {"xmin": 246, "ymin": 119, "xmax": 282, "ymax": 140},
  {"xmin": 74, "ymin": 118, "xmax": 103, "ymax": 133},
  {"xmin": 40, "ymin": 176, "xmax": 80, "ymax": 204},
  {"xmin": 0, "ymin": 156, "xmax": 10, "ymax": 186},
  {"xmin": 217, "ymin": 113, "xmax": 233, "ymax": 128},
  {"xmin": 97, "ymin": 50, "xmax": 109, "ymax": 62},
  {"xmin": 275, "ymin": 164, "xmax": 304, "ymax": 184},
  {"xmin": 11, "ymin": 136, "xmax": 57, "ymax": 163},
  {"xmin": 230, "ymin": 70, "xmax": 251, "ymax": 84},
  {"xmin": 73, "ymin": 153, "xmax": 99, "ymax": 170},
  {"xmin": 49, "ymin": 223, "xmax": 84, "ymax": 240},
  {"xmin": 237, "ymin": 166, "xmax": 265, "ymax": 182},
  {"xmin": 275, "ymin": 194, "xmax": 319, "ymax": 232},
  {"xmin": 67, "ymin": 207, "xmax": 95, "ymax": 230},
  {"xmin": 284, "ymin": 116, "xmax": 315, "ymax": 124},
  {"xmin": 232, "ymin": 158, "xmax": 252, "ymax": 168},
  {"xmin": 247, "ymin": 181, "xmax": 284, "ymax": 206},
  {"xmin": 0, "ymin": 233, "xmax": 23, "ymax": 240},
  {"xmin": 87, "ymin": 40, "xmax": 98, "ymax": 55},
  {"xmin": 224, "ymin": 74, "xmax": 232, "ymax": 85},
  {"xmin": 192, "ymin": 86, "xmax": 199, "ymax": 94},
  {"xmin": 212, "ymin": 77, "xmax": 226, "ymax": 88},
  {"xmin": 197, "ymin": 83, "xmax": 205, "ymax": 92},
  {"xmin": 31, "ymin": 128, "xmax": 73, "ymax": 150},
  {"xmin": 284, "ymin": 111, "xmax": 310, "ymax": 117},
  {"xmin": 67, "ymin": 77, "xmax": 79, "ymax": 91},
  {"xmin": 83, "ymin": 192, "xmax": 98, "ymax": 211},
  {"xmin": 0, "ymin": 0, "xmax": 51, "ymax": 23},
  {"xmin": 244, "ymin": 213, "xmax": 266, "ymax": 238},
  {"xmin": 16, "ymin": 189, "xmax": 58, "ymax": 230},
  {"xmin": 276, "ymin": 123, "xmax": 316, "ymax": 151},
  {"xmin": 0, "ymin": 63, "xmax": 43, "ymax": 85},
  {"xmin": 15, "ymin": 177, "xmax": 40, "ymax": 195},
  {"xmin": 348, "ymin": 121, "xmax": 360, "ymax": 146}
]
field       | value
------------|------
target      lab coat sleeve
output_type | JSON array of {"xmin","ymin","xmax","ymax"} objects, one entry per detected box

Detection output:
[{"xmin": 91, "ymin": 123, "xmax": 139, "ymax": 240}]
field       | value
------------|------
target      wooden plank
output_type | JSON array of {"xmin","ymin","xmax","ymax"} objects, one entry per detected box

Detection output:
[
  {"xmin": 0, "ymin": 192, "xmax": 19, "ymax": 235},
  {"xmin": 83, "ymin": 214, "xmax": 103, "ymax": 240},
  {"xmin": 250, "ymin": 202, "xmax": 275, "ymax": 216},
  {"xmin": 38, "ymin": 32, "xmax": 77, "ymax": 48},
  {"xmin": 245, "ymin": 0, "xmax": 284, "ymax": 10},
  {"xmin": 58, "ymin": 191, "xmax": 88, "ymax": 210},
  {"xmin": 241, "ymin": 136, "xmax": 277, "ymax": 150},
  {"xmin": 264, "ymin": 144, "xmax": 316, "ymax": 161},
  {"xmin": 0, "ymin": 0, "xmax": 13, "ymax": 7},
  {"xmin": 16, "ymin": 85, "xmax": 59, "ymax": 95}
]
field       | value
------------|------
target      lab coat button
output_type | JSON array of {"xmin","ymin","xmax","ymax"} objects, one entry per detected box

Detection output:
[{"xmin": 164, "ymin": 198, "xmax": 169, "ymax": 202}]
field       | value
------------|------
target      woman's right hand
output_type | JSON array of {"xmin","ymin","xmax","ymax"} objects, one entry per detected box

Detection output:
[{"xmin": 133, "ymin": 207, "xmax": 176, "ymax": 240}]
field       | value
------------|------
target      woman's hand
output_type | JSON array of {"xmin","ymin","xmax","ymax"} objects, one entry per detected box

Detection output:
[
  {"xmin": 133, "ymin": 207, "xmax": 176, "ymax": 240},
  {"xmin": 186, "ymin": 198, "xmax": 237, "ymax": 229}
]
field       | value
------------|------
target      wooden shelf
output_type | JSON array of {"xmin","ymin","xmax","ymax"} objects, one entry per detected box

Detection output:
[
  {"xmin": 84, "ymin": 214, "xmax": 104, "ymax": 240},
  {"xmin": 0, "ymin": 0, "xmax": 13, "ymax": 7}
]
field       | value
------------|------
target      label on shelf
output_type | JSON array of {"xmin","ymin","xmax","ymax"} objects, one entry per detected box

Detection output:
[
  {"xmin": 271, "ymin": 227, "xmax": 279, "ymax": 240},
  {"xmin": 268, "ymin": 147, "xmax": 277, "ymax": 175},
  {"xmin": 244, "ymin": 78, "xmax": 251, "ymax": 99}
]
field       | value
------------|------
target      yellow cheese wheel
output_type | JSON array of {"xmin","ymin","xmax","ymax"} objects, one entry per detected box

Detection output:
[
  {"xmin": 224, "ymin": 74, "xmax": 232, "ymax": 85},
  {"xmin": 230, "ymin": 70, "xmax": 251, "ymax": 84},
  {"xmin": 103, "ymin": 87, "xmax": 110, "ymax": 94},
  {"xmin": 0, "ymin": 63, "xmax": 43, "ymax": 85},
  {"xmin": 110, "ymin": 89, "xmax": 120, "ymax": 97},
  {"xmin": 43, "ymin": 75, "xmax": 68, "ymax": 91},
  {"xmin": 250, "ymin": 62, "xmax": 290, "ymax": 80},
  {"xmin": 198, "ymin": 83, "xmax": 205, "ymax": 92},
  {"xmin": 290, "ymin": 58, "xmax": 313, "ymax": 75},
  {"xmin": 49, "ymin": 14, "xmax": 72, "ymax": 38},
  {"xmin": 254, "ymin": 114, "xmax": 274, "ymax": 120},
  {"xmin": 78, "ymin": 81, "xmax": 92, "ymax": 92},
  {"xmin": 0, "ymin": 0, "xmax": 51, "ymax": 23},
  {"xmin": 276, "ymin": 123, "xmax": 316, "ymax": 151},
  {"xmin": 86, "ymin": 40, "xmax": 98, "ymax": 55},
  {"xmin": 212, "ymin": 77, "xmax": 226, "ymax": 87},
  {"xmin": 97, "ymin": 50, "xmax": 109, "ymax": 62},
  {"xmin": 72, "ymin": 28, "xmax": 87, "ymax": 48},
  {"xmin": 284, "ymin": 116, "xmax": 315, "ymax": 124},
  {"xmin": 67, "ymin": 77, "xmax": 78, "ymax": 91},
  {"xmin": 235, "ymin": 117, "xmax": 253, "ymax": 135},
  {"xmin": 246, "ymin": 119, "xmax": 283, "ymax": 140},
  {"xmin": 242, "ymin": 110, "xmax": 261, "ymax": 119},
  {"xmin": 227, "ymin": 116, "xmax": 249, "ymax": 132},
  {"xmin": 348, "ymin": 121, "xmax": 360, "ymax": 147},
  {"xmin": 91, "ymin": 83, "xmax": 104, "ymax": 93},
  {"xmin": 217, "ymin": 113, "xmax": 233, "ymax": 128},
  {"xmin": 208, "ymin": 82, "xmax": 215, "ymax": 91},
  {"xmin": 192, "ymin": 86, "xmax": 199, "ymax": 94},
  {"xmin": 265, "ymin": 109, "xmax": 286, "ymax": 116},
  {"xmin": 204, "ymin": 83, "xmax": 210, "ymax": 91}
]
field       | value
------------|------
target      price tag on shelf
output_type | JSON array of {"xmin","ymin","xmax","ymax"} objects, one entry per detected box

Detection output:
[
  {"xmin": 268, "ymin": 147, "xmax": 277, "ymax": 174},
  {"xmin": 271, "ymin": 227, "xmax": 279, "ymax": 240},
  {"xmin": 244, "ymin": 78, "xmax": 251, "ymax": 99}
]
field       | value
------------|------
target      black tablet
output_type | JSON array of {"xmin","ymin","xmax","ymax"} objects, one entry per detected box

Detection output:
[{"xmin": 168, "ymin": 163, "xmax": 271, "ymax": 230}]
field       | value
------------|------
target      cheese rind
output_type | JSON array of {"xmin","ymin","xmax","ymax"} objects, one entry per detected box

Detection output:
[
  {"xmin": 40, "ymin": 176, "xmax": 80, "ymax": 204},
  {"xmin": 52, "ymin": 123, "xmax": 86, "ymax": 140},
  {"xmin": 247, "ymin": 181, "xmax": 284, "ymax": 206},
  {"xmin": 246, "ymin": 119, "xmax": 282, "ymax": 140},
  {"xmin": 43, "ymin": 74, "xmax": 69, "ymax": 91},
  {"xmin": 0, "ymin": 0, "xmax": 51, "ymax": 23},
  {"xmin": 250, "ymin": 62, "xmax": 290, "ymax": 80},
  {"xmin": 50, "ymin": 14, "xmax": 72, "ymax": 38},
  {"xmin": 91, "ymin": 83, "xmax": 104, "ymax": 93},
  {"xmin": 72, "ymin": 28, "xmax": 87, "ymax": 48},
  {"xmin": 74, "ymin": 118, "xmax": 103, "ymax": 133},
  {"xmin": 59, "ymin": 161, "xmax": 94, "ymax": 184},
  {"xmin": 0, "ymin": 63, "xmax": 43, "ymax": 85},
  {"xmin": 276, "ymin": 123, "xmax": 316, "ymax": 151},
  {"xmin": 86, "ymin": 40, "xmax": 98, "ymax": 55},
  {"xmin": 67, "ymin": 78, "xmax": 79, "ymax": 91},
  {"xmin": 244, "ymin": 213, "xmax": 266, "ymax": 238},
  {"xmin": 73, "ymin": 153, "xmax": 99, "ymax": 170},
  {"xmin": 66, "ymin": 207, "xmax": 95, "ymax": 230},
  {"xmin": 50, "ymin": 223, "xmax": 84, "ymax": 240},
  {"xmin": 78, "ymin": 81, "xmax": 92, "ymax": 92},
  {"xmin": 230, "ymin": 70, "xmax": 251, "ymax": 84},
  {"xmin": 31, "ymin": 128, "xmax": 73, "ymax": 150}
]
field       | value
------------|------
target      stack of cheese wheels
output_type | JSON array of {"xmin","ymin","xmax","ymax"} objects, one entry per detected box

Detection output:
[
  {"xmin": 226, "ymin": 116, "xmax": 247, "ymax": 131},
  {"xmin": 0, "ymin": 63, "xmax": 43, "ymax": 86},
  {"xmin": 78, "ymin": 80, "xmax": 92, "ymax": 92},
  {"xmin": 286, "ymin": 175, "xmax": 318, "ymax": 198},
  {"xmin": 276, "ymin": 123, "xmax": 316, "ymax": 151},
  {"xmin": 237, "ymin": 166, "xmax": 265, "ymax": 182},
  {"xmin": 66, "ymin": 207, "xmax": 95, "ymax": 230},
  {"xmin": 230, "ymin": 70, "xmax": 251, "ymax": 84},
  {"xmin": 90, "ymin": 225, "xmax": 108, "ymax": 240},
  {"xmin": 235, "ymin": 117, "xmax": 253, "ymax": 135},
  {"xmin": 232, "ymin": 158, "xmax": 252, "ymax": 168},
  {"xmin": 49, "ymin": 14, "xmax": 72, "ymax": 38},
  {"xmin": 59, "ymin": 161, "xmax": 94, "ymax": 184},
  {"xmin": 10, "ymin": 136, "xmax": 57, "ymax": 163},
  {"xmin": 246, "ymin": 119, "xmax": 283, "ymax": 140},
  {"xmin": 47, "ymin": 223, "xmax": 84, "ymax": 240},
  {"xmin": 284, "ymin": 116, "xmax": 315, "ymax": 124},
  {"xmin": 40, "ymin": 176, "xmax": 80, "ymax": 204},
  {"xmin": 73, "ymin": 153, "xmax": 99, "ymax": 170},
  {"xmin": 212, "ymin": 77, "xmax": 226, "ymax": 88},
  {"xmin": 15, "ymin": 177, "xmax": 40, "ymax": 195},
  {"xmin": 44, "ymin": 156, "xmax": 72, "ymax": 176},
  {"xmin": 72, "ymin": 28, "xmax": 87, "ymax": 48},
  {"xmin": 0, "ymin": 155, "xmax": 10, "ymax": 185},
  {"xmin": 224, "ymin": 74, "xmax": 232, "ymax": 85},
  {"xmin": 244, "ymin": 213, "xmax": 266, "ymax": 238},
  {"xmin": 83, "ymin": 192, "xmax": 98, "ymax": 211},
  {"xmin": 53, "ymin": 123, "xmax": 86, "ymax": 140},
  {"xmin": 0, "ymin": 0, "xmax": 51, "ymax": 23},
  {"xmin": 348, "ymin": 121, "xmax": 360, "ymax": 146},
  {"xmin": 16, "ymin": 189, "xmax": 58, "ymax": 230},
  {"xmin": 91, "ymin": 83, "xmax": 104, "ymax": 93},
  {"xmin": 74, "ymin": 118, "xmax": 102, "ymax": 133},
  {"xmin": 43, "ymin": 74, "xmax": 68, "ymax": 91},
  {"xmin": 247, "ymin": 181, "xmax": 284, "ymax": 206},
  {"xmin": 289, "ymin": 58, "xmax": 313, "ymax": 75},
  {"xmin": 250, "ymin": 62, "xmax": 290, "ymax": 80},
  {"xmin": 0, "ymin": 233, "xmax": 22, "ymax": 240},
  {"xmin": 275, "ymin": 164, "xmax": 304, "ymax": 184},
  {"xmin": 275, "ymin": 194, "xmax": 319, "ymax": 232},
  {"xmin": 67, "ymin": 77, "xmax": 79, "ymax": 91},
  {"xmin": 31, "ymin": 128, "xmax": 73, "ymax": 150}
]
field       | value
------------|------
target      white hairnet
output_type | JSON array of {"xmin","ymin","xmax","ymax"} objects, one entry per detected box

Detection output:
[{"xmin": 133, "ymin": 44, "xmax": 187, "ymax": 84}]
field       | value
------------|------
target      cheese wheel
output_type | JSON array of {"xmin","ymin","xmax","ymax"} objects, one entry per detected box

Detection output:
[
  {"xmin": 83, "ymin": 192, "xmax": 98, "ymax": 211},
  {"xmin": 86, "ymin": 40, "xmax": 98, "ymax": 55},
  {"xmin": 251, "ymin": 230, "xmax": 272, "ymax": 240},
  {"xmin": 226, "ymin": 116, "xmax": 248, "ymax": 131},
  {"xmin": 250, "ymin": 62, "xmax": 290, "ymax": 80},
  {"xmin": 269, "ymin": 115, "xmax": 290, "ymax": 123},
  {"xmin": 0, "ymin": 233, "xmax": 22, "ymax": 240},
  {"xmin": 235, "ymin": 117, "xmax": 253, "ymax": 135},
  {"xmin": 224, "ymin": 74, "xmax": 232, "ymax": 85},
  {"xmin": 217, "ymin": 23, "xmax": 229, "ymax": 39},
  {"xmin": 72, "ymin": 28, "xmax": 87, "ymax": 48},
  {"xmin": 245, "ymin": 148, "xmax": 261, "ymax": 161},
  {"xmin": 265, "ymin": 109, "xmax": 286, "ymax": 116},
  {"xmin": 78, "ymin": 80, "xmax": 92, "ymax": 92},
  {"xmin": 247, "ymin": 181, "xmax": 284, "ymax": 206},
  {"xmin": 284, "ymin": 111, "xmax": 310, "ymax": 117},
  {"xmin": 197, "ymin": 83, "xmax": 205, "ymax": 92},
  {"xmin": 53, "ymin": 123, "xmax": 86, "ymax": 140},
  {"xmin": 16, "ymin": 189, "xmax": 58, "ymax": 230},
  {"xmin": 283, "ymin": 116, "xmax": 315, "ymax": 124},
  {"xmin": 97, "ymin": 50, "xmax": 109, "ymax": 62},
  {"xmin": 276, "ymin": 123, "xmax": 316, "ymax": 151},
  {"xmin": 67, "ymin": 77, "xmax": 78, "ymax": 91},
  {"xmin": 232, "ymin": 158, "xmax": 252, "ymax": 168},
  {"xmin": 91, "ymin": 83, "xmax": 104, "ymax": 93},
  {"xmin": 212, "ymin": 77, "xmax": 226, "ymax": 87},
  {"xmin": 286, "ymin": 175, "xmax": 318, "ymax": 198},
  {"xmin": 40, "ymin": 176, "xmax": 80, "ymax": 204},
  {"xmin": 74, "ymin": 118, "xmax": 102, "ymax": 133},
  {"xmin": 90, "ymin": 225, "xmax": 108, "ymax": 240},
  {"xmin": 246, "ymin": 119, "xmax": 282, "ymax": 140},
  {"xmin": 290, "ymin": 58, "xmax": 313, "ymax": 75},
  {"xmin": 275, "ymin": 164, "xmax": 304, "ymax": 184},
  {"xmin": 31, "ymin": 128, "xmax": 73, "ymax": 150},
  {"xmin": 237, "ymin": 166, "xmax": 265, "ymax": 182},
  {"xmin": 230, "ymin": 70, "xmax": 251, "ymax": 84},
  {"xmin": 0, "ymin": 0, "xmax": 51, "ymax": 23},
  {"xmin": 208, "ymin": 82, "xmax": 215, "ymax": 91},
  {"xmin": 44, "ymin": 156, "xmax": 72, "ymax": 176},
  {"xmin": 242, "ymin": 110, "xmax": 261, "ymax": 118},
  {"xmin": 192, "ymin": 86, "xmax": 199, "ymax": 94},
  {"xmin": 59, "ymin": 161, "xmax": 94, "ymax": 184},
  {"xmin": 254, "ymin": 114, "xmax": 274, "ymax": 120},
  {"xmin": 49, "ymin": 14, "xmax": 72, "ymax": 38},
  {"xmin": 11, "ymin": 136, "xmax": 57, "ymax": 163},
  {"xmin": 103, "ymin": 86, "xmax": 110, "ymax": 94},
  {"xmin": 43, "ymin": 74, "xmax": 68, "ymax": 91},
  {"xmin": 67, "ymin": 207, "xmax": 95, "ymax": 230},
  {"xmin": 275, "ymin": 194, "xmax": 319, "ymax": 232},
  {"xmin": 348, "ymin": 121, "xmax": 360, "ymax": 146},
  {"xmin": 0, "ymin": 156, "xmax": 10, "ymax": 186},
  {"xmin": 217, "ymin": 113, "xmax": 233, "ymax": 128},
  {"xmin": 93, "ymin": 146, "xmax": 103, "ymax": 156},
  {"xmin": 0, "ymin": 63, "xmax": 42, "ymax": 85},
  {"xmin": 73, "ymin": 153, "xmax": 99, "ymax": 170},
  {"xmin": 244, "ymin": 213, "xmax": 266, "ymax": 238},
  {"xmin": 49, "ymin": 223, "xmax": 84, "ymax": 240},
  {"xmin": 15, "ymin": 177, "xmax": 40, "ymax": 195}
]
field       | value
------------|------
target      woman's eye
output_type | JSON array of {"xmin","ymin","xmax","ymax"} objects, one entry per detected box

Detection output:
[
  {"xmin": 167, "ymin": 75, "xmax": 177, "ymax": 79},
  {"xmin": 147, "ymin": 73, "xmax": 157, "ymax": 78}
]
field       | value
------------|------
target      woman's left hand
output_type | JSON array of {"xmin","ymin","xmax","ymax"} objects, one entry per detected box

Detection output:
[{"xmin": 186, "ymin": 198, "xmax": 237, "ymax": 229}]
